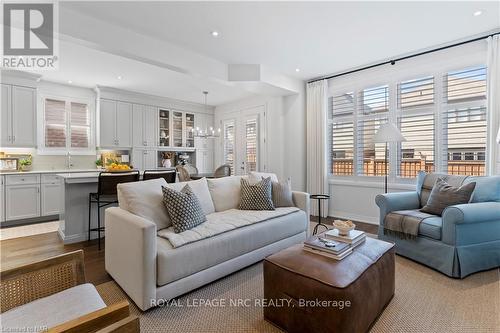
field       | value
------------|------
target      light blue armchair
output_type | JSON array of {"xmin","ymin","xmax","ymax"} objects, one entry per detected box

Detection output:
[{"xmin": 375, "ymin": 172, "xmax": 500, "ymax": 278}]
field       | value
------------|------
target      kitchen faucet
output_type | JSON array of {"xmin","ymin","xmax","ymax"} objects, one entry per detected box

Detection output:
[{"xmin": 66, "ymin": 152, "xmax": 73, "ymax": 169}]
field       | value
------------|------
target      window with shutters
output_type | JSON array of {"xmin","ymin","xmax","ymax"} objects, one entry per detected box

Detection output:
[
  {"xmin": 397, "ymin": 76, "xmax": 435, "ymax": 178},
  {"xmin": 330, "ymin": 92, "xmax": 355, "ymax": 175},
  {"xmin": 329, "ymin": 61, "xmax": 488, "ymax": 179},
  {"xmin": 442, "ymin": 66, "xmax": 487, "ymax": 176},
  {"xmin": 40, "ymin": 96, "xmax": 94, "ymax": 154},
  {"xmin": 223, "ymin": 120, "xmax": 236, "ymax": 175}
]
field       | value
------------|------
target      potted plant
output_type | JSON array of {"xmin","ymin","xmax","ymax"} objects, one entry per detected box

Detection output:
[
  {"xmin": 95, "ymin": 158, "xmax": 104, "ymax": 170},
  {"xmin": 19, "ymin": 156, "xmax": 32, "ymax": 172}
]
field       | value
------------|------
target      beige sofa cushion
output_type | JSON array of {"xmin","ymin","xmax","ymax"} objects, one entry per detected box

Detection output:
[
  {"xmin": 118, "ymin": 177, "xmax": 215, "ymax": 230},
  {"xmin": 1, "ymin": 283, "xmax": 106, "ymax": 332},
  {"xmin": 166, "ymin": 178, "xmax": 215, "ymax": 216},
  {"xmin": 158, "ymin": 207, "xmax": 299, "ymax": 247},
  {"xmin": 118, "ymin": 178, "xmax": 169, "ymax": 229},
  {"xmin": 207, "ymin": 176, "xmax": 243, "ymax": 211},
  {"xmin": 248, "ymin": 171, "xmax": 279, "ymax": 183},
  {"xmin": 156, "ymin": 209, "xmax": 307, "ymax": 286}
]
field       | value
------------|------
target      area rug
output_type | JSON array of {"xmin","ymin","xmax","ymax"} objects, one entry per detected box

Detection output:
[{"xmin": 96, "ymin": 255, "xmax": 500, "ymax": 333}]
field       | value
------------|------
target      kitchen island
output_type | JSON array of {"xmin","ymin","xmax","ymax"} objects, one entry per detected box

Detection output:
[
  {"xmin": 57, "ymin": 170, "xmax": 175, "ymax": 244},
  {"xmin": 57, "ymin": 172, "xmax": 103, "ymax": 244}
]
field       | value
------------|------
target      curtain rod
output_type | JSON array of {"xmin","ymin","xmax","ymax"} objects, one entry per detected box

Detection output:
[{"xmin": 307, "ymin": 31, "xmax": 500, "ymax": 84}]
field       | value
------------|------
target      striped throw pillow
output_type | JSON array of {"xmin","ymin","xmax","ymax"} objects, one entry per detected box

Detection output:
[{"xmin": 272, "ymin": 179, "xmax": 294, "ymax": 207}]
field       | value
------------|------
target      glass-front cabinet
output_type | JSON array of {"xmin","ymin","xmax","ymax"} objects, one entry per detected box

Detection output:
[
  {"xmin": 158, "ymin": 109, "xmax": 195, "ymax": 148},
  {"xmin": 159, "ymin": 109, "xmax": 170, "ymax": 147},
  {"xmin": 185, "ymin": 113, "xmax": 195, "ymax": 148},
  {"xmin": 172, "ymin": 111, "xmax": 183, "ymax": 147}
]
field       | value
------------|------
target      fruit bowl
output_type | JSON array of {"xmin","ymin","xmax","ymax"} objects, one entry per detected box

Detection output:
[
  {"xmin": 105, "ymin": 163, "xmax": 132, "ymax": 172},
  {"xmin": 333, "ymin": 220, "xmax": 356, "ymax": 236}
]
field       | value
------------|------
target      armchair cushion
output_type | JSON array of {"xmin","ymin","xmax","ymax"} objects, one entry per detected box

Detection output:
[
  {"xmin": 385, "ymin": 210, "xmax": 442, "ymax": 240},
  {"xmin": 464, "ymin": 176, "xmax": 500, "ymax": 203},
  {"xmin": 1, "ymin": 283, "xmax": 105, "ymax": 331}
]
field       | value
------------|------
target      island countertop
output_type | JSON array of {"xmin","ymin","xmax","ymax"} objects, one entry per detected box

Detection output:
[{"xmin": 57, "ymin": 168, "xmax": 176, "ymax": 184}]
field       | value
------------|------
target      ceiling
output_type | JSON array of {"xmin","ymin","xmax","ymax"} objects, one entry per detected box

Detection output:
[
  {"xmin": 63, "ymin": 1, "xmax": 500, "ymax": 81},
  {"xmin": 20, "ymin": 1, "xmax": 500, "ymax": 106}
]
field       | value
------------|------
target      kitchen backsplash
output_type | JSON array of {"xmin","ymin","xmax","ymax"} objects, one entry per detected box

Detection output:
[{"xmin": 31, "ymin": 154, "xmax": 97, "ymax": 170}]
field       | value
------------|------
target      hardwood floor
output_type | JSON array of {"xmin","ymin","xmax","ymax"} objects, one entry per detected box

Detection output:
[
  {"xmin": 1, "ymin": 216, "xmax": 378, "ymax": 286},
  {"xmin": 1, "ymin": 232, "xmax": 112, "ymax": 285}
]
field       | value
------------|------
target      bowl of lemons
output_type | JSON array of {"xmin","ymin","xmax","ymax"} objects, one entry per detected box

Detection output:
[{"xmin": 106, "ymin": 163, "xmax": 132, "ymax": 172}]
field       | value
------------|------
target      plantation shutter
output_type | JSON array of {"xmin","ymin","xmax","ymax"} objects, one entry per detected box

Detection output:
[
  {"xmin": 330, "ymin": 92, "xmax": 355, "ymax": 175},
  {"xmin": 245, "ymin": 119, "xmax": 258, "ymax": 172},
  {"xmin": 70, "ymin": 102, "xmax": 90, "ymax": 148},
  {"xmin": 224, "ymin": 120, "xmax": 236, "ymax": 175},
  {"xmin": 357, "ymin": 117, "xmax": 388, "ymax": 176},
  {"xmin": 45, "ymin": 99, "xmax": 66, "ymax": 148},
  {"xmin": 442, "ymin": 66, "xmax": 487, "ymax": 176}
]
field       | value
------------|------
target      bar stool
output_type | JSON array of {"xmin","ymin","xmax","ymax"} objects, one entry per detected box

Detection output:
[
  {"xmin": 143, "ymin": 169, "xmax": 177, "ymax": 183},
  {"xmin": 88, "ymin": 170, "xmax": 140, "ymax": 250}
]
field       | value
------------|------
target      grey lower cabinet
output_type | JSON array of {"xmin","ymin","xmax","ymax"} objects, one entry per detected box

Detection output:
[
  {"xmin": 0, "ymin": 176, "xmax": 5, "ymax": 223},
  {"xmin": 5, "ymin": 184, "xmax": 41, "ymax": 221},
  {"xmin": 3, "ymin": 173, "xmax": 63, "ymax": 223}
]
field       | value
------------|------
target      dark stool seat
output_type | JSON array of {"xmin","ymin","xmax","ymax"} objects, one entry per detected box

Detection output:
[{"xmin": 88, "ymin": 170, "xmax": 140, "ymax": 250}]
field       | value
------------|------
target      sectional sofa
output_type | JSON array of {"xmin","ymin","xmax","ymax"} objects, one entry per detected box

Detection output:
[{"xmin": 105, "ymin": 175, "xmax": 310, "ymax": 310}]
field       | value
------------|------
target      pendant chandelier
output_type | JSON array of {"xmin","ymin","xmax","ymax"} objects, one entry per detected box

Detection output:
[{"xmin": 193, "ymin": 91, "xmax": 221, "ymax": 139}]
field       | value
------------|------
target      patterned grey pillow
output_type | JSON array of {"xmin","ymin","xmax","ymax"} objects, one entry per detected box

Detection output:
[
  {"xmin": 420, "ymin": 178, "xmax": 476, "ymax": 216},
  {"xmin": 239, "ymin": 177, "xmax": 275, "ymax": 210},
  {"xmin": 271, "ymin": 179, "xmax": 294, "ymax": 207},
  {"xmin": 162, "ymin": 184, "xmax": 207, "ymax": 233}
]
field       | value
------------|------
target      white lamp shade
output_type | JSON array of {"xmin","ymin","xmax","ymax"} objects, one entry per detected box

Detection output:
[
  {"xmin": 373, "ymin": 123, "xmax": 406, "ymax": 143},
  {"xmin": 497, "ymin": 126, "xmax": 500, "ymax": 144}
]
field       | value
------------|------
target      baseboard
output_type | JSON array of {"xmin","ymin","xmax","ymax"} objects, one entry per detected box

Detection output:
[
  {"xmin": 329, "ymin": 210, "xmax": 379, "ymax": 225},
  {"xmin": 59, "ymin": 231, "xmax": 104, "ymax": 244}
]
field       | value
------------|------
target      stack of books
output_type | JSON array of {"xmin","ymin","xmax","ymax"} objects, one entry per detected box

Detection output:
[{"xmin": 303, "ymin": 229, "xmax": 366, "ymax": 260}]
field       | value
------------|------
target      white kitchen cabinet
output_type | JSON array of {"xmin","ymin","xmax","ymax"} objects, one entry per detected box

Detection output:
[
  {"xmin": 132, "ymin": 149, "xmax": 157, "ymax": 170},
  {"xmin": 116, "ymin": 102, "xmax": 132, "ymax": 147},
  {"xmin": 0, "ymin": 176, "xmax": 5, "ymax": 223},
  {"xmin": 41, "ymin": 183, "xmax": 61, "ymax": 216},
  {"xmin": 41, "ymin": 174, "xmax": 62, "ymax": 216},
  {"xmin": 1, "ymin": 84, "xmax": 11, "ymax": 147},
  {"xmin": 5, "ymin": 184, "xmax": 41, "ymax": 221},
  {"xmin": 196, "ymin": 149, "xmax": 214, "ymax": 174},
  {"xmin": 1, "ymin": 84, "xmax": 36, "ymax": 147},
  {"xmin": 99, "ymin": 99, "xmax": 132, "ymax": 148},
  {"xmin": 133, "ymin": 104, "xmax": 157, "ymax": 147}
]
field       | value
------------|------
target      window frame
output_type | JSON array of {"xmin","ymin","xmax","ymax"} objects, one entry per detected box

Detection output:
[{"xmin": 38, "ymin": 93, "xmax": 95, "ymax": 155}]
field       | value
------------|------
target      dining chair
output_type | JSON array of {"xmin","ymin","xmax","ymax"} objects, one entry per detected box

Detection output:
[
  {"xmin": 176, "ymin": 165, "xmax": 191, "ymax": 182},
  {"xmin": 143, "ymin": 169, "xmax": 176, "ymax": 183},
  {"xmin": 88, "ymin": 170, "xmax": 140, "ymax": 250},
  {"xmin": 214, "ymin": 164, "xmax": 232, "ymax": 178}
]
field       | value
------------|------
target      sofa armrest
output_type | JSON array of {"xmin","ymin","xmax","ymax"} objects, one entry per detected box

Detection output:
[
  {"xmin": 292, "ymin": 191, "xmax": 310, "ymax": 217},
  {"xmin": 375, "ymin": 192, "xmax": 420, "ymax": 226},
  {"xmin": 442, "ymin": 202, "xmax": 500, "ymax": 245},
  {"xmin": 105, "ymin": 207, "xmax": 157, "ymax": 311}
]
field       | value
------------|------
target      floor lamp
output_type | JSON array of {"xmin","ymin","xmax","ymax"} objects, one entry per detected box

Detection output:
[{"xmin": 373, "ymin": 123, "xmax": 406, "ymax": 193}]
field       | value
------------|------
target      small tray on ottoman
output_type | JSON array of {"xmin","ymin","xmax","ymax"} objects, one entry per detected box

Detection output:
[{"xmin": 263, "ymin": 236, "xmax": 395, "ymax": 333}]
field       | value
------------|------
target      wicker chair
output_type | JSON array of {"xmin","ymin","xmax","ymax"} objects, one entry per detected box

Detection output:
[
  {"xmin": 214, "ymin": 164, "xmax": 232, "ymax": 178},
  {"xmin": 176, "ymin": 165, "xmax": 191, "ymax": 182},
  {"xmin": 0, "ymin": 250, "xmax": 139, "ymax": 332}
]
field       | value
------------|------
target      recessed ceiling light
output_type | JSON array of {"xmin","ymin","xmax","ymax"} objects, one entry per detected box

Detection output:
[
  {"xmin": 211, "ymin": 31, "xmax": 219, "ymax": 37},
  {"xmin": 473, "ymin": 10, "xmax": 482, "ymax": 16},
  {"xmin": 117, "ymin": 75, "xmax": 122, "ymax": 80},
  {"xmin": 295, "ymin": 68, "xmax": 300, "ymax": 72},
  {"xmin": 68, "ymin": 80, "xmax": 73, "ymax": 84}
]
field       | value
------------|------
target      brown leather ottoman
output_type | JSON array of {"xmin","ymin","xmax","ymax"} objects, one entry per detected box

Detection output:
[{"xmin": 264, "ymin": 237, "xmax": 395, "ymax": 333}]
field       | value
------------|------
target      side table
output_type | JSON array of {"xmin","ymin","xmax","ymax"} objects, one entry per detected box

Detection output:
[{"xmin": 310, "ymin": 194, "xmax": 330, "ymax": 235}]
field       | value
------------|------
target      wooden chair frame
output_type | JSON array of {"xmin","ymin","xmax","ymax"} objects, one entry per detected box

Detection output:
[{"xmin": 0, "ymin": 250, "xmax": 139, "ymax": 333}]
